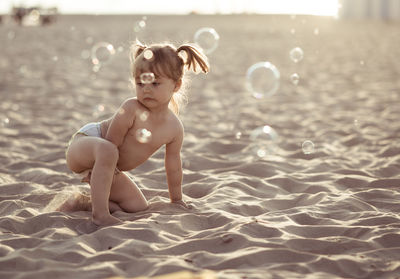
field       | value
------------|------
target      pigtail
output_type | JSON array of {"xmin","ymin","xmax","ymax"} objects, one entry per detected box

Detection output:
[
  {"xmin": 177, "ymin": 44, "xmax": 210, "ymax": 74},
  {"xmin": 131, "ymin": 39, "xmax": 147, "ymax": 61},
  {"xmin": 169, "ymin": 96, "xmax": 179, "ymax": 115}
]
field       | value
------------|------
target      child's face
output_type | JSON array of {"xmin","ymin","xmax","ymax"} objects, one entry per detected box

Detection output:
[{"xmin": 135, "ymin": 73, "xmax": 180, "ymax": 110}]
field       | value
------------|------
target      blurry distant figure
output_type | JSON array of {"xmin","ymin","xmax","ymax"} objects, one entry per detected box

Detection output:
[
  {"xmin": 40, "ymin": 7, "xmax": 58, "ymax": 25},
  {"xmin": 11, "ymin": 6, "xmax": 58, "ymax": 26},
  {"xmin": 12, "ymin": 6, "xmax": 27, "ymax": 25},
  {"xmin": 338, "ymin": 0, "xmax": 400, "ymax": 20}
]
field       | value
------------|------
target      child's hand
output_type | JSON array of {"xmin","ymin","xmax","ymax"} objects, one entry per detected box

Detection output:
[{"xmin": 172, "ymin": 199, "xmax": 193, "ymax": 209}]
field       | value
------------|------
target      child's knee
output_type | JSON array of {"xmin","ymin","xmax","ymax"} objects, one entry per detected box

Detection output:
[
  {"xmin": 121, "ymin": 199, "xmax": 149, "ymax": 213},
  {"xmin": 96, "ymin": 141, "xmax": 119, "ymax": 162}
]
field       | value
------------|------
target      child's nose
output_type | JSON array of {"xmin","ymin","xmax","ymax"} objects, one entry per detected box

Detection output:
[{"xmin": 143, "ymin": 84, "xmax": 152, "ymax": 92}]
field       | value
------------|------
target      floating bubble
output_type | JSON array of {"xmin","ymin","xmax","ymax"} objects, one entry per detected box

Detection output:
[
  {"xmin": 314, "ymin": 28, "xmax": 319, "ymax": 35},
  {"xmin": 290, "ymin": 73, "xmax": 300, "ymax": 85},
  {"xmin": 143, "ymin": 49, "xmax": 154, "ymax": 60},
  {"xmin": 1, "ymin": 117, "xmax": 10, "ymax": 127},
  {"xmin": 246, "ymin": 62, "xmax": 280, "ymax": 99},
  {"xmin": 139, "ymin": 111, "xmax": 149, "ymax": 121},
  {"xmin": 353, "ymin": 119, "xmax": 362, "ymax": 132},
  {"xmin": 92, "ymin": 104, "xmax": 105, "ymax": 116},
  {"xmin": 136, "ymin": 128, "xmax": 152, "ymax": 143},
  {"xmin": 140, "ymin": 72, "xmax": 155, "ymax": 84},
  {"xmin": 290, "ymin": 47, "xmax": 304, "ymax": 63},
  {"xmin": 302, "ymin": 140, "xmax": 315, "ymax": 154},
  {"xmin": 92, "ymin": 65, "xmax": 101, "ymax": 73},
  {"xmin": 194, "ymin": 27, "xmax": 219, "ymax": 54},
  {"xmin": 235, "ymin": 131, "xmax": 242, "ymax": 140},
  {"xmin": 249, "ymin": 125, "xmax": 278, "ymax": 157},
  {"xmin": 118, "ymin": 108, "xmax": 126, "ymax": 115},
  {"xmin": 97, "ymin": 104, "xmax": 105, "ymax": 112},
  {"xmin": 19, "ymin": 65, "xmax": 31, "ymax": 77},
  {"xmin": 91, "ymin": 42, "xmax": 116, "ymax": 66},
  {"xmin": 134, "ymin": 20, "xmax": 146, "ymax": 33}
]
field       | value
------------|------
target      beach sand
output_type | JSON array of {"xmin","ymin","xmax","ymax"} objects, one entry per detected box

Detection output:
[{"xmin": 0, "ymin": 14, "xmax": 400, "ymax": 279}]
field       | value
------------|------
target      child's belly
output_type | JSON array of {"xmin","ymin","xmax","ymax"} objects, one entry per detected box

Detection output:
[{"xmin": 116, "ymin": 138, "xmax": 161, "ymax": 171}]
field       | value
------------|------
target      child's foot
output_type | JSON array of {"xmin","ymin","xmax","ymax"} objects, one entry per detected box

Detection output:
[
  {"xmin": 56, "ymin": 192, "xmax": 91, "ymax": 212},
  {"xmin": 92, "ymin": 214, "xmax": 122, "ymax": 226}
]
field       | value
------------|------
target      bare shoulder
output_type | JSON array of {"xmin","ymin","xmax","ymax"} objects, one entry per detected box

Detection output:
[
  {"xmin": 120, "ymin": 97, "xmax": 141, "ymax": 112},
  {"xmin": 170, "ymin": 112, "xmax": 184, "ymax": 133}
]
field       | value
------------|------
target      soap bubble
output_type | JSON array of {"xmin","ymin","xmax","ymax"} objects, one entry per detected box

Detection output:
[
  {"xmin": 92, "ymin": 104, "xmax": 105, "ymax": 116},
  {"xmin": 246, "ymin": 62, "xmax": 280, "ymax": 99},
  {"xmin": 194, "ymin": 27, "xmax": 219, "ymax": 54},
  {"xmin": 91, "ymin": 42, "xmax": 116, "ymax": 66},
  {"xmin": 134, "ymin": 19, "xmax": 146, "ymax": 32},
  {"xmin": 235, "ymin": 131, "xmax": 242, "ymax": 140},
  {"xmin": 139, "ymin": 111, "xmax": 149, "ymax": 121},
  {"xmin": 249, "ymin": 125, "xmax": 278, "ymax": 157},
  {"xmin": 136, "ymin": 128, "xmax": 152, "ymax": 143},
  {"xmin": 143, "ymin": 49, "xmax": 154, "ymax": 60},
  {"xmin": 290, "ymin": 47, "xmax": 304, "ymax": 63},
  {"xmin": 353, "ymin": 119, "xmax": 362, "ymax": 132},
  {"xmin": 1, "ymin": 117, "xmax": 10, "ymax": 127},
  {"xmin": 302, "ymin": 140, "xmax": 315, "ymax": 154},
  {"xmin": 140, "ymin": 72, "xmax": 155, "ymax": 84},
  {"xmin": 290, "ymin": 73, "xmax": 300, "ymax": 85}
]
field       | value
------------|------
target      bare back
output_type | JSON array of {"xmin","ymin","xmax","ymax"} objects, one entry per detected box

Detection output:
[{"xmin": 100, "ymin": 98, "xmax": 183, "ymax": 171}]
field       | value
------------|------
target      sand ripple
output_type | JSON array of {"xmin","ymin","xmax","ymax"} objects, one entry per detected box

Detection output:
[{"xmin": 1, "ymin": 14, "xmax": 400, "ymax": 279}]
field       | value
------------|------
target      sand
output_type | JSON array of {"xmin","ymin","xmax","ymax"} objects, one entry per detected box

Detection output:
[{"xmin": 1, "ymin": 14, "xmax": 400, "ymax": 279}]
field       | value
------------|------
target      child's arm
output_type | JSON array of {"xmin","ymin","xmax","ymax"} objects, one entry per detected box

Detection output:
[
  {"xmin": 105, "ymin": 99, "xmax": 136, "ymax": 147},
  {"xmin": 165, "ymin": 126, "xmax": 184, "ymax": 203}
]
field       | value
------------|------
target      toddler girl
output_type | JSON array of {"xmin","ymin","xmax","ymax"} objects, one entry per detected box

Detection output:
[{"xmin": 63, "ymin": 41, "xmax": 209, "ymax": 226}]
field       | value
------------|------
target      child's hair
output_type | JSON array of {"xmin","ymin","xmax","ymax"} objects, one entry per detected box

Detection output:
[{"xmin": 130, "ymin": 40, "xmax": 209, "ymax": 114}]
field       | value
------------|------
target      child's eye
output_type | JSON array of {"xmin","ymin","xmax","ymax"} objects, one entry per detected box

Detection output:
[
  {"xmin": 152, "ymin": 82, "xmax": 160, "ymax": 86},
  {"xmin": 136, "ymin": 82, "xmax": 144, "ymax": 87}
]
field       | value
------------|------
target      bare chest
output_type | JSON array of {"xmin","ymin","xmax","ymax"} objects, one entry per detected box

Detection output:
[{"xmin": 117, "ymin": 123, "xmax": 173, "ymax": 170}]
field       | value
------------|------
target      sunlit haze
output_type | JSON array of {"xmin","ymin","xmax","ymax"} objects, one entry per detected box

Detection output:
[{"xmin": 0, "ymin": 0, "xmax": 339, "ymax": 16}]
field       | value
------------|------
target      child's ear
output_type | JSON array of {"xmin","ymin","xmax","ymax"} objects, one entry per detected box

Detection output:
[{"xmin": 174, "ymin": 79, "xmax": 182, "ymax": 92}]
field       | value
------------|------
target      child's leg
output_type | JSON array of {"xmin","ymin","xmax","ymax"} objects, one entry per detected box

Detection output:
[
  {"xmin": 109, "ymin": 171, "xmax": 149, "ymax": 213},
  {"xmin": 56, "ymin": 194, "xmax": 122, "ymax": 213},
  {"xmin": 66, "ymin": 136, "xmax": 121, "ymax": 225}
]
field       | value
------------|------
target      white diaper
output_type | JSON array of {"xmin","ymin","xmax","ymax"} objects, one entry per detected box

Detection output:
[{"xmin": 76, "ymin": 122, "xmax": 102, "ymax": 137}]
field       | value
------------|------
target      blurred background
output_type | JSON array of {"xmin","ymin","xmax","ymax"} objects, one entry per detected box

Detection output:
[
  {"xmin": 1, "ymin": 0, "xmax": 400, "ymax": 25},
  {"xmin": 1, "ymin": 0, "xmax": 339, "ymax": 16}
]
